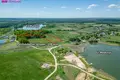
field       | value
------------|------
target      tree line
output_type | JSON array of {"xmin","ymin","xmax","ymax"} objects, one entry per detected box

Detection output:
[{"xmin": 14, "ymin": 30, "xmax": 52, "ymax": 44}]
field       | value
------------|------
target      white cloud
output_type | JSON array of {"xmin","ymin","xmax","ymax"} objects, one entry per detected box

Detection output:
[
  {"xmin": 76, "ymin": 8, "xmax": 81, "ymax": 10},
  {"xmin": 87, "ymin": 4, "xmax": 98, "ymax": 9},
  {"xmin": 108, "ymin": 4, "xmax": 119, "ymax": 8},
  {"xmin": 61, "ymin": 6, "xmax": 67, "ymax": 9}
]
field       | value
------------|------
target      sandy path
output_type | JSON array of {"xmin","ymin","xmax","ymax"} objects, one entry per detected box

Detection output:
[
  {"xmin": 64, "ymin": 54, "xmax": 86, "ymax": 69},
  {"xmin": 75, "ymin": 73, "xmax": 86, "ymax": 80}
]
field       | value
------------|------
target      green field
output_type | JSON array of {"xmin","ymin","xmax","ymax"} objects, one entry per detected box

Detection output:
[
  {"xmin": 0, "ymin": 46, "xmax": 54, "ymax": 80},
  {"xmin": 0, "ymin": 42, "xmax": 18, "ymax": 50},
  {"xmin": 49, "ymin": 66, "xmax": 80, "ymax": 80},
  {"xmin": 29, "ymin": 33, "xmax": 63, "ymax": 44},
  {"xmin": 101, "ymin": 36, "xmax": 120, "ymax": 41},
  {"xmin": 100, "ymin": 35, "xmax": 120, "ymax": 46}
]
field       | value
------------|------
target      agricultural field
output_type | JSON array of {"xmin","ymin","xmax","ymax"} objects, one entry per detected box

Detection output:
[{"xmin": 0, "ymin": 43, "xmax": 55, "ymax": 80}]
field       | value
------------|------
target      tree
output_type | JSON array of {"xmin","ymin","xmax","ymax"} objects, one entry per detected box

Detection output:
[
  {"xmin": 18, "ymin": 37, "xmax": 29, "ymax": 44},
  {"xmin": 69, "ymin": 37, "xmax": 81, "ymax": 42},
  {"xmin": 89, "ymin": 37, "xmax": 98, "ymax": 44}
]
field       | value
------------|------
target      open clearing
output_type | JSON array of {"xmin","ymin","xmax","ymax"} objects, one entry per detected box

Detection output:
[
  {"xmin": 49, "ymin": 66, "xmax": 80, "ymax": 80},
  {"xmin": 0, "ymin": 46, "xmax": 54, "ymax": 80}
]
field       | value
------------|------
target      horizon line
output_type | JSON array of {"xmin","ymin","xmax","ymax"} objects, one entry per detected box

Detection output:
[{"xmin": 0, "ymin": 17, "xmax": 120, "ymax": 19}]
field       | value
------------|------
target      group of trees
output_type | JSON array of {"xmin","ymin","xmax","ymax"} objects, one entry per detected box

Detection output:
[
  {"xmin": 56, "ymin": 47, "xmax": 70, "ymax": 61},
  {"xmin": 57, "ymin": 48, "xmax": 69, "ymax": 55},
  {"xmin": 88, "ymin": 37, "xmax": 98, "ymax": 44},
  {"xmin": 15, "ymin": 30, "xmax": 52, "ymax": 44},
  {"xmin": 15, "ymin": 30, "xmax": 52, "ymax": 39},
  {"xmin": 18, "ymin": 37, "xmax": 30, "ymax": 44},
  {"xmin": 107, "ymin": 40, "xmax": 120, "ymax": 45},
  {"xmin": 69, "ymin": 37, "xmax": 81, "ymax": 42}
]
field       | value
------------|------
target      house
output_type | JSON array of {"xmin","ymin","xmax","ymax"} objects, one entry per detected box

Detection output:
[
  {"xmin": 23, "ymin": 24, "xmax": 46, "ymax": 30},
  {"xmin": 41, "ymin": 63, "xmax": 50, "ymax": 69}
]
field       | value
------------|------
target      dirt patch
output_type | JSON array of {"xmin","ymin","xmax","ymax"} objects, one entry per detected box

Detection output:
[
  {"xmin": 64, "ymin": 54, "xmax": 86, "ymax": 69},
  {"xmin": 75, "ymin": 72, "xmax": 86, "ymax": 80}
]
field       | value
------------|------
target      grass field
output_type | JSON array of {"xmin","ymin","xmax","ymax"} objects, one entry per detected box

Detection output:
[
  {"xmin": 0, "ymin": 47, "xmax": 54, "ymax": 80},
  {"xmin": 49, "ymin": 66, "xmax": 80, "ymax": 80},
  {"xmin": 100, "ymin": 35, "xmax": 120, "ymax": 46},
  {"xmin": 0, "ymin": 42, "xmax": 18, "ymax": 50},
  {"xmin": 53, "ymin": 31, "xmax": 80, "ymax": 43},
  {"xmin": 29, "ymin": 33, "xmax": 63, "ymax": 44},
  {"xmin": 101, "ymin": 36, "xmax": 120, "ymax": 41}
]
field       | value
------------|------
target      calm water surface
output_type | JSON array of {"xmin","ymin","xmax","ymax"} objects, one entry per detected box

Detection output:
[
  {"xmin": 0, "ymin": 40, "xmax": 5, "ymax": 45},
  {"xmin": 82, "ymin": 44, "xmax": 120, "ymax": 80}
]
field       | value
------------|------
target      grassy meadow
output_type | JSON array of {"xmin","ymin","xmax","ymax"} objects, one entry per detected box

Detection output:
[
  {"xmin": 49, "ymin": 66, "xmax": 80, "ymax": 80},
  {"xmin": 0, "ymin": 43, "xmax": 55, "ymax": 80}
]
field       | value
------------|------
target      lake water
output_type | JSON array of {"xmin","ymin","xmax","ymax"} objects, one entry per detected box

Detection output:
[
  {"xmin": 0, "ymin": 40, "xmax": 5, "ymax": 45},
  {"xmin": 81, "ymin": 44, "xmax": 120, "ymax": 80}
]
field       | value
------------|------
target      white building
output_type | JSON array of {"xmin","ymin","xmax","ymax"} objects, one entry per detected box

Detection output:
[{"xmin": 23, "ymin": 24, "xmax": 46, "ymax": 30}]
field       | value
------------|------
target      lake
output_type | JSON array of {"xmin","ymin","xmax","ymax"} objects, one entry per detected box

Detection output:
[
  {"xmin": 81, "ymin": 44, "xmax": 120, "ymax": 80},
  {"xmin": 0, "ymin": 40, "xmax": 6, "ymax": 45}
]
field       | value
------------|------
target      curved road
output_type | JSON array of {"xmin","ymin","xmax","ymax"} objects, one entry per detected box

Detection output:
[
  {"xmin": 31, "ymin": 45, "xmax": 59, "ymax": 80},
  {"xmin": 58, "ymin": 64, "xmax": 104, "ymax": 80},
  {"xmin": 32, "ymin": 45, "xmax": 104, "ymax": 80},
  {"xmin": 44, "ymin": 46, "xmax": 59, "ymax": 80}
]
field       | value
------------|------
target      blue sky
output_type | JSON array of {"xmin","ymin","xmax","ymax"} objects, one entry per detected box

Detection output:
[{"xmin": 0, "ymin": 0, "xmax": 120, "ymax": 18}]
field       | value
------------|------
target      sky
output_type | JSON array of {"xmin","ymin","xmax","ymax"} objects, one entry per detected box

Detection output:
[{"xmin": 0, "ymin": 0, "xmax": 120, "ymax": 18}]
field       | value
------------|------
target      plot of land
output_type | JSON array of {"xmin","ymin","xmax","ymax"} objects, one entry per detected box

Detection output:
[
  {"xmin": 0, "ymin": 47, "xmax": 54, "ymax": 80},
  {"xmin": 29, "ymin": 34, "xmax": 62, "ymax": 44},
  {"xmin": 64, "ymin": 54, "xmax": 86, "ymax": 69},
  {"xmin": 0, "ymin": 42, "xmax": 18, "ymax": 50},
  {"xmin": 49, "ymin": 66, "xmax": 80, "ymax": 80}
]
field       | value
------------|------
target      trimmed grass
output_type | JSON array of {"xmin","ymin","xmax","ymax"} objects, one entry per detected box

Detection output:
[{"xmin": 0, "ymin": 48, "xmax": 54, "ymax": 80}]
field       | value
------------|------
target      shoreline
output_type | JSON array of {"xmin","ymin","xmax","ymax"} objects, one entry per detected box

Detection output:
[
  {"xmin": 99, "ymin": 41, "xmax": 120, "ymax": 47},
  {"xmin": 79, "ymin": 42, "xmax": 116, "ymax": 80},
  {"xmin": 80, "ymin": 54, "xmax": 116, "ymax": 80}
]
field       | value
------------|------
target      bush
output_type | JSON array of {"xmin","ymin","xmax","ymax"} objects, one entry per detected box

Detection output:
[
  {"xmin": 18, "ymin": 37, "xmax": 29, "ymax": 44},
  {"xmin": 69, "ymin": 37, "xmax": 81, "ymax": 42}
]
